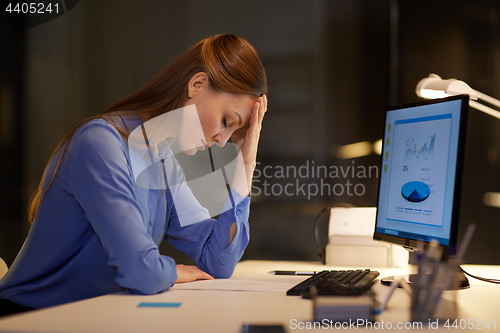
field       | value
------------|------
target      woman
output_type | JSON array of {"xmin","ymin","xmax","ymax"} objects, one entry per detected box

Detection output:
[{"xmin": 0, "ymin": 34, "xmax": 267, "ymax": 315}]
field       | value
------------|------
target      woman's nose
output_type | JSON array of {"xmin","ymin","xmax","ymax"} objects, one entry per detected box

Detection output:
[
  {"xmin": 215, "ymin": 138, "xmax": 228, "ymax": 148},
  {"xmin": 215, "ymin": 130, "xmax": 232, "ymax": 147}
]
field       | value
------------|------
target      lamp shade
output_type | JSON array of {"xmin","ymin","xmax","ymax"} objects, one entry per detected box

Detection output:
[
  {"xmin": 416, "ymin": 74, "xmax": 500, "ymax": 120},
  {"xmin": 416, "ymin": 74, "xmax": 478, "ymax": 100}
]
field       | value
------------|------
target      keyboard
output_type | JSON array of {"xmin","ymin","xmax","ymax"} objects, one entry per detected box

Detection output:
[{"xmin": 286, "ymin": 269, "xmax": 380, "ymax": 297}]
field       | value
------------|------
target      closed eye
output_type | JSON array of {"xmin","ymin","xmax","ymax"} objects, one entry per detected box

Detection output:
[{"xmin": 224, "ymin": 112, "xmax": 242, "ymax": 128}]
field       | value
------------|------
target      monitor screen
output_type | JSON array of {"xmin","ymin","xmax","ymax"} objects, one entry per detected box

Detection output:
[{"xmin": 374, "ymin": 95, "xmax": 469, "ymax": 256}]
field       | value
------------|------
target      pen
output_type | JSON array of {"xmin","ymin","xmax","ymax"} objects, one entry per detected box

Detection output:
[{"xmin": 268, "ymin": 271, "xmax": 317, "ymax": 276}]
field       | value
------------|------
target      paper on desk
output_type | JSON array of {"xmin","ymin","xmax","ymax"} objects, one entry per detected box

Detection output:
[{"xmin": 171, "ymin": 279, "xmax": 295, "ymax": 293}]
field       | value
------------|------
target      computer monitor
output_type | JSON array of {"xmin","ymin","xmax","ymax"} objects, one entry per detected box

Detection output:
[{"xmin": 373, "ymin": 94, "xmax": 469, "ymax": 289}]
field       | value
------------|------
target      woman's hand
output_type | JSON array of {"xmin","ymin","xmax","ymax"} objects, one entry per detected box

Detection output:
[
  {"xmin": 230, "ymin": 95, "xmax": 267, "ymax": 195},
  {"xmin": 175, "ymin": 264, "xmax": 214, "ymax": 283},
  {"xmin": 231, "ymin": 95, "xmax": 267, "ymax": 168}
]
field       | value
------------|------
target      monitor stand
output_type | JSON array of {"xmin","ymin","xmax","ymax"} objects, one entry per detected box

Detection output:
[{"xmin": 380, "ymin": 270, "xmax": 470, "ymax": 290}]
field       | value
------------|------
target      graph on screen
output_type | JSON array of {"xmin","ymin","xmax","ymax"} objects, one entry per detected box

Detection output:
[{"xmin": 404, "ymin": 133, "xmax": 436, "ymax": 160}]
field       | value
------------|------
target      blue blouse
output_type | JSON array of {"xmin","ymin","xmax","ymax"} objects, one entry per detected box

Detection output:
[{"xmin": 0, "ymin": 115, "xmax": 250, "ymax": 308}]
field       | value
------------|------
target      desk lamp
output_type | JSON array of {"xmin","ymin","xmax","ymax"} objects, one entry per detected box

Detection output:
[
  {"xmin": 416, "ymin": 74, "xmax": 500, "ymax": 119},
  {"xmin": 417, "ymin": 74, "xmax": 500, "ymax": 209}
]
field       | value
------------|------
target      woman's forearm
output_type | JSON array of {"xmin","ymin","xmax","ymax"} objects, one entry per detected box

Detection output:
[{"xmin": 231, "ymin": 152, "xmax": 255, "ymax": 198}]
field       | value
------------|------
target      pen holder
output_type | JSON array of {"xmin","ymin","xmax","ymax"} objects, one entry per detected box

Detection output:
[{"xmin": 411, "ymin": 259, "xmax": 458, "ymax": 324}]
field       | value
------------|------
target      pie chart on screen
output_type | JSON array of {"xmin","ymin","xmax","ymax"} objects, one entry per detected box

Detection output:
[{"xmin": 401, "ymin": 181, "xmax": 430, "ymax": 203}]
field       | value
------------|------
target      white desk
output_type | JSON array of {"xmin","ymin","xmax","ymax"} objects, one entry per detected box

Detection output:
[{"xmin": 0, "ymin": 261, "xmax": 498, "ymax": 332}]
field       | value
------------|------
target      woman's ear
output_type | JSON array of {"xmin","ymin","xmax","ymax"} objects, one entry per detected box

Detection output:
[{"xmin": 187, "ymin": 72, "xmax": 208, "ymax": 99}]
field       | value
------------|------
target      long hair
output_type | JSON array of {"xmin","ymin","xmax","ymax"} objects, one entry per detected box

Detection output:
[{"xmin": 28, "ymin": 34, "xmax": 268, "ymax": 224}]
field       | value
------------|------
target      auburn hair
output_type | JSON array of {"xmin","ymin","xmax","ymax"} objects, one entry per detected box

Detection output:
[{"xmin": 28, "ymin": 34, "xmax": 268, "ymax": 224}]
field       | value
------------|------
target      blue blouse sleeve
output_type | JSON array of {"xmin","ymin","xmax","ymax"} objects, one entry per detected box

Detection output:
[
  {"xmin": 165, "ymin": 161, "xmax": 250, "ymax": 279},
  {"xmin": 69, "ymin": 120, "xmax": 177, "ymax": 294}
]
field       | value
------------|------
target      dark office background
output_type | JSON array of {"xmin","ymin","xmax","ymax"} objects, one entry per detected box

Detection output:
[{"xmin": 1, "ymin": 0, "xmax": 500, "ymax": 267}]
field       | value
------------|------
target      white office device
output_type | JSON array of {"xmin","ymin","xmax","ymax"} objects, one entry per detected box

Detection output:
[{"xmin": 325, "ymin": 207, "xmax": 408, "ymax": 268}]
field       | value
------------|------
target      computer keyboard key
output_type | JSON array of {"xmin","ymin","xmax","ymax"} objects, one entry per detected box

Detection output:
[
  {"xmin": 354, "ymin": 271, "xmax": 380, "ymax": 291},
  {"xmin": 339, "ymin": 270, "xmax": 362, "ymax": 284},
  {"xmin": 335, "ymin": 270, "xmax": 352, "ymax": 281},
  {"xmin": 348, "ymin": 270, "xmax": 369, "ymax": 285}
]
